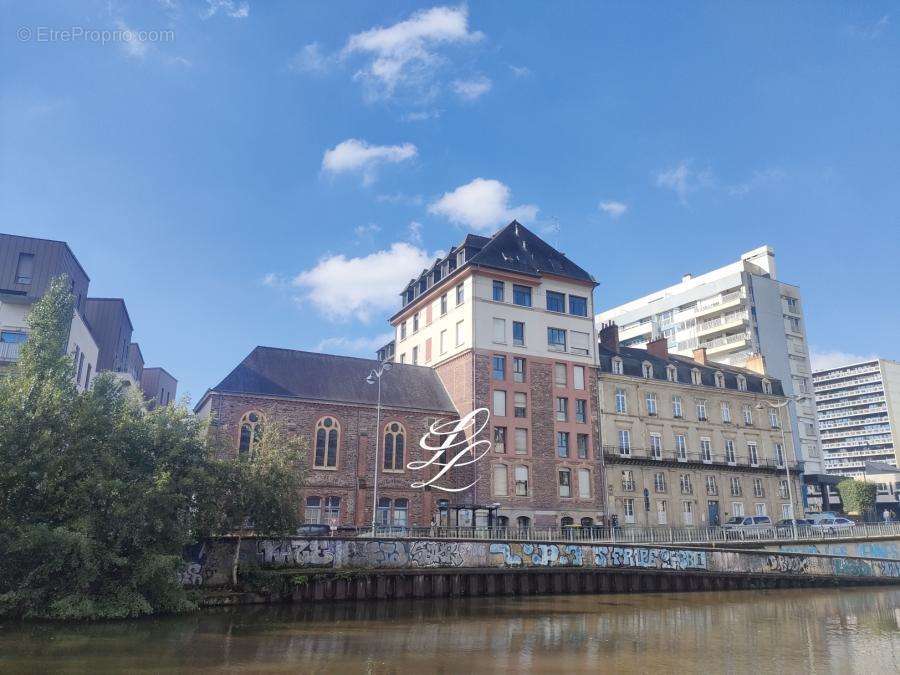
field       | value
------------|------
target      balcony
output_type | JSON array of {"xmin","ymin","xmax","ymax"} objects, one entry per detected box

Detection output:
[
  {"xmin": 818, "ymin": 404, "xmax": 887, "ymax": 420},
  {"xmin": 821, "ymin": 435, "xmax": 893, "ymax": 450},
  {"xmin": 699, "ymin": 331, "xmax": 751, "ymax": 354},
  {"xmin": 815, "ymin": 386, "xmax": 884, "ymax": 403},
  {"xmin": 813, "ymin": 363, "xmax": 880, "ymax": 384},
  {"xmin": 814, "ymin": 375, "xmax": 882, "ymax": 393},
  {"xmin": 0, "ymin": 341, "xmax": 22, "ymax": 362},
  {"xmin": 695, "ymin": 290, "xmax": 745, "ymax": 317},
  {"xmin": 816, "ymin": 394, "xmax": 885, "ymax": 410},
  {"xmin": 696, "ymin": 311, "xmax": 748, "ymax": 338},
  {"xmin": 602, "ymin": 445, "xmax": 796, "ymax": 472}
]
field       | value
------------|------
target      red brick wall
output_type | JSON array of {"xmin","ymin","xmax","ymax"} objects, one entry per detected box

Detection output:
[{"xmin": 207, "ymin": 392, "xmax": 455, "ymax": 527}]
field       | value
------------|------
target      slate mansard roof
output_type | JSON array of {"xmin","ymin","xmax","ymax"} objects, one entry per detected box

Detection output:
[
  {"xmin": 597, "ymin": 344, "xmax": 785, "ymax": 396},
  {"xmin": 396, "ymin": 221, "xmax": 596, "ymax": 314},
  {"xmin": 197, "ymin": 347, "xmax": 457, "ymax": 413}
]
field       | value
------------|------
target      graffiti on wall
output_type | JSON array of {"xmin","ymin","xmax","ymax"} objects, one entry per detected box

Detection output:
[
  {"xmin": 408, "ymin": 540, "xmax": 465, "ymax": 567},
  {"xmin": 489, "ymin": 543, "xmax": 584, "ymax": 567},
  {"xmin": 592, "ymin": 546, "xmax": 709, "ymax": 571},
  {"xmin": 766, "ymin": 554, "xmax": 809, "ymax": 574},
  {"xmin": 257, "ymin": 539, "xmax": 336, "ymax": 567},
  {"xmin": 344, "ymin": 540, "xmax": 470, "ymax": 568}
]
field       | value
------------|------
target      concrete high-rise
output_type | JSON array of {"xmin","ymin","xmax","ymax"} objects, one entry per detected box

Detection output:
[{"xmin": 596, "ymin": 246, "xmax": 826, "ymax": 501}]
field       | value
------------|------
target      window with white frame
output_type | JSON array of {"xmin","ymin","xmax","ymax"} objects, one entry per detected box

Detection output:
[
  {"xmin": 573, "ymin": 365, "xmax": 585, "ymax": 390},
  {"xmin": 492, "ymin": 390, "xmax": 507, "ymax": 417},
  {"xmin": 623, "ymin": 498, "xmax": 635, "ymax": 523},
  {"xmin": 753, "ymin": 478, "xmax": 764, "ymax": 498},
  {"xmin": 440, "ymin": 329, "xmax": 447, "ymax": 354},
  {"xmin": 672, "ymin": 395, "xmax": 683, "ymax": 418},
  {"xmin": 654, "ymin": 472, "xmax": 666, "ymax": 492},
  {"xmin": 743, "ymin": 404, "xmax": 753, "ymax": 425},
  {"xmin": 515, "ymin": 465, "xmax": 529, "ymax": 495},
  {"xmin": 514, "ymin": 392, "xmax": 527, "ymax": 418},
  {"xmin": 691, "ymin": 368, "xmax": 701, "ymax": 385},
  {"xmin": 618, "ymin": 429, "xmax": 631, "ymax": 456},
  {"xmin": 762, "ymin": 379, "xmax": 773, "ymax": 394},
  {"xmin": 730, "ymin": 477, "xmax": 742, "ymax": 496},
  {"xmin": 721, "ymin": 401, "xmax": 732, "ymax": 423},
  {"xmin": 612, "ymin": 357, "xmax": 623, "ymax": 375},
  {"xmin": 556, "ymin": 431, "xmax": 570, "ymax": 458},
  {"xmin": 657, "ymin": 499, "xmax": 667, "ymax": 525},
  {"xmin": 493, "ymin": 464, "xmax": 509, "ymax": 496},
  {"xmin": 493, "ymin": 317, "xmax": 506, "ymax": 343},
  {"xmin": 680, "ymin": 473, "xmax": 693, "ymax": 495},
  {"xmin": 642, "ymin": 361, "xmax": 653, "ymax": 378},
  {"xmin": 575, "ymin": 399, "xmax": 587, "ymax": 423},
  {"xmin": 578, "ymin": 468, "xmax": 591, "ymax": 498},
  {"xmin": 456, "ymin": 283, "xmax": 464, "ymax": 305},
  {"xmin": 737, "ymin": 375, "xmax": 747, "ymax": 391},
  {"xmin": 769, "ymin": 410, "xmax": 780, "ymax": 428},
  {"xmin": 455, "ymin": 320, "xmax": 464, "ymax": 346},
  {"xmin": 649, "ymin": 433, "xmax": 662, "ymax": 459},
  {"xmin": 548, "ymin": 327, "xmax": 567, "ymax": 351},
  {"xmin": 725, "ymin": 439, "xmax": 736, "ymax": 464},
  {"xmin": 732, "ymin": 501, "xmax": 745, "ymax": 517},
  {"xmin": 706, "ymin": 475, "xmax": 718, "ymax": 496},
  {"xmin": 755, "ymin": 503, "xmax": 767, "ymax": 517},
  {"xmin": 570, "ymin": 330, "xmax": 590, "ymax": 355},
  {"xmin": 682, "ymin": 500, "xmax": 694, "ymax": 525},
  {"xmin": 700, "ymin": 437, "xmax": 712, "ymax": 462},
  {"xmin": 675, "ymin": 434, "xmax": 687, "ymax": 460},
  {"xmin": 645, "ymin": 392, "xmax": 657, "ymax": 415},
  {"xmin": 515, "ymin": 428, "xmax": 528, "ymax": 455},
  {"xmin": 577, "ymin": 433, "xmax": 589, "ymax": 458},
  {"xmin": 621, "ymin": 469, "xmax": 635, "ymax": 491},
  {"xmin": 775, "ymin": 443, "xmax": 785, "ymax": 467},
  {"xmin": 513, "ymin": 357, "xmax": 526, "ymax": 383},
  {"xmin": 696, "ymin": 399, "xmax": 708, "ymax": 420},
  {"xmin": 779, "ymin": 480, "xmax": 789, "ymax": 499},
  {"xmin": 714, "ymin": 371, "xmax": 725, "ymax": 388},
  {"xmin": 615, "ymin": 388, "xmax": 627, "ymax": 413},
  {"xmin": 554, "ymin": 362, "xmax": 567, "ymax": 386},
  {"xmin": 667, "ymin": 365, "xmax": 678, "ymax": 382},
  {"xmin": 493, "ymin": 426, "xmax": 507, "ymax": 453},
  {"xmin": 748, "ymin": 442, "xmax": 759, "ymax": 466},
  {"xmin": 558, "ymin": 468, "xmax": 572, "ymax": 497}
]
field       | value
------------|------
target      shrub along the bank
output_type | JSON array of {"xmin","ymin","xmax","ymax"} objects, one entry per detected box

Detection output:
[
  {"xmin": 0, "ymin": 276, "xmax": 305, "ymax": 620},
  {"xmin": 836, "ymin": 479, "xmax": 877, "ymax": 515}
]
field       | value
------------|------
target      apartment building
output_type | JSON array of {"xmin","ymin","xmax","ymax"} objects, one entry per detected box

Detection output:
[
  {"xmin": 0, "ymin": 234, "xmax": 98, "ymax": 391},
  {"xmin": 597, "ymin": 324, "xmax": 803, "ymax": 527},
  {"xmin": 391, "ymin": 221, "xmax": 603, "ymax": 528},
  {"xmin": 141, "ymin": 367, "xmax": 178, "ymax": 408},
  {"xmin": 0, "ymin": 233, "xmax": 176, "ymax": 398},
  {"xmin": 596, "ymin": 245, "xmax": 825, "ymax": 499},
  {"xmin": 813, "ymin": 359, "xmax": 900, "ymax": 477}
]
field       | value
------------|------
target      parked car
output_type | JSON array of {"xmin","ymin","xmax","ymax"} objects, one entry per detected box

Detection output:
[
  {"xmin": 805, "ymin": 512, "xmax": 840, "ymax": 523},
  {"xmin": 775, "ymin": 518, "xmax": 814, "ymax": 530},
  {"xmin": 296, "ymin": 523, "xmax": 331, "ymax": 536},
  {"xmin": 722, "ymin": 516, "xmax": 774, "ymax": 537},
  {"xmin": 810, "ymin": 517, "xmax": 855, "ymax": 533}
]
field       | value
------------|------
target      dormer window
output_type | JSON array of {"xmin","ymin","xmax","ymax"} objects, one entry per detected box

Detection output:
[
  {"xmin": 419, "ymin": 277, "xmax": 427, "ymax": 293},
  {"xmin": 737, "ymin": 375, "xmax": 747, "ymax": 392},
  {"xmin": 405, "ymin": 286, "xmax": 414, "ymax": 305},
  {"xmin": 456, "ymin": 250, "xmax": 466, "ymax": 266},
  {"xmin": 642, "ymin": 361, "xmax": 653, "ymax": 379},
  {"xmin": 433, "ymin": 268, "xmax": 442, "ymax": 283},
  {"xmin": 691, "ymin": 368, "xmax": 702, "ymax": 385},
  {"xmin": 612, "ymin": 357, "xmax": 624, "ymax": 375},
  {"xmin": 666, "ymin": 365, "xmax": 678, "ymax": 382},
  {"xmin": 762, "ymin": 379, "xmax": 773, "ymax": 395},
  {"xmin": 714, "ymin": 371, "xmax": 725, "ymax": 388}
]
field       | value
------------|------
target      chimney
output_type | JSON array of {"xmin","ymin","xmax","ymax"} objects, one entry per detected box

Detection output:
[
  {"xmin": 692, "ymin": 347, "xmax": 708, "ymax": 365},
  {"xmin": 744, "ymin": 353, "xmax": 767, "ymax": 375},
  {"xmin": 646, "ymin": 336, "xmax": 669, "ymax": 360},
  {"xmin": 599, "ymin": 322, "xmax": 619, "ymax": 351}
]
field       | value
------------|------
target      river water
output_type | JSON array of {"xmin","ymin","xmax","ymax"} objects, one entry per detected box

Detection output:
[{"xmin": 1, "ymin": 587, "xmax": 899, "ymax": 673}]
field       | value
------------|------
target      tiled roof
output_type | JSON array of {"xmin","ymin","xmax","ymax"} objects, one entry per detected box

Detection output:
[
  {"xmin": 200, "ymin": 347, "xmax": 457, "ymax": 413},
  {"xmin": 467, "ymin": 221, "xmax": 596, "ymax": 284},
  {"xmin": 597, "ymin": 344, "xmax": 784, "ymax": 396}
]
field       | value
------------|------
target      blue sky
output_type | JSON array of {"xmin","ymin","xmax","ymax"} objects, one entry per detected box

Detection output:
[{"xmin": 2, "ymin": 1, "xmax": 898, "ymax": 401}]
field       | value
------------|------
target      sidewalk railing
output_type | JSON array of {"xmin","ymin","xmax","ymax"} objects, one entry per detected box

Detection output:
[{"xmin": 356, "ymin": 521, "xmax": 900, "ymax": 546}]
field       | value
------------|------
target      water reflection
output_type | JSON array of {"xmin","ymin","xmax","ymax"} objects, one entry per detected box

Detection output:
[{"xmin": 1, "ymin": 588, "xmax": 899, "ymax": 673}]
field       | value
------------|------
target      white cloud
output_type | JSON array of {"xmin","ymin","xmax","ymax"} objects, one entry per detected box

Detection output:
[
  {"xmin": 598, "ymin": 200, "xmax": 628, "ymax": 218},
  {"xmin": 261, "ymin": 272, "xmax": 287, "ymax": 288},
  {"xmin": 321, "ymin": 138, "xmax": 417, "ymax": 184},
  {"xmin": 315, "ymin": 332, "xmax": 395, "ymax": 357},
  {"xmin": 342, "ymin": 5, "xmax": 484, "ymax": 98},
  {"xmin": 402, "ymin": 110, "xmax": 441, "ymax": 122},
  {"xmin": 407, "ymin": 220, "xmax": 423, "ymax": 245},
  {"xmin": 509, "ymin": 65, "xmax": 531, "ymax": 77},
  {"xmin": 354, "ymin": 223, "xmax": 381, "ymax": 242},
  {"xmin": 848, "ymin": 15, "xmax": 889, "ymax": 39},
  {"xmin": 115, "ymin": 20, "xmax": 150, "ymax": 59},
  {"xmin": 288, "ymin": 43, "xmax": 332, "ymax": 74},
  {"xmin": 291, "ymin": 242, "xmax": 436, "ymax": 322},
  {"xmin": 727, "ymin": 168, "xmax": 787, "ymax": 197},
  {"xmin": 655, "ymin": 160, "xmax": 714, "ymax": 205},
  {"xmin": 809, "ymin": 347, "xmax": 879, "ymax": 372},
  {"xmin": 429, "ymin": 178, "xmax": 538, "ymax": 232},
  {"xmin": 451, "ymin": 75, "xmax": 491, "ymax": 100},
  {"xmin": 375, "ymin": 192, "xmax": 424, "ymax": 205},
  {"xmin": 203, "ymin": 0, "xmax": 249, "ymax": 19}
]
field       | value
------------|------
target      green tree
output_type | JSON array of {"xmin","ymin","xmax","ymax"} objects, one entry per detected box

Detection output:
[
  {"xmin": 836, "ymin": 479, "xmax": 877, "ymax": 515},
  {"xmin": 0, "ymin": 276, "xmax": 305, "ymax": 620}
]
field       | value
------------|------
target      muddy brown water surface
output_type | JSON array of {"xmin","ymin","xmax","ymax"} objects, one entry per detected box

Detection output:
[{"xmin": 1, "ymin": 587, "xmax": 899, "ymax": 673}]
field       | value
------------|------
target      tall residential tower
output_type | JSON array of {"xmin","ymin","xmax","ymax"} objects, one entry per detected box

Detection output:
[{"xmin": 596, "ymin": 246, "xmax": 826, "ymax": 502}]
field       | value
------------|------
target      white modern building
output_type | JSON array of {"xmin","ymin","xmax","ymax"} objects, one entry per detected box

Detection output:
[
  {"xmin": 813, "ymin": 359, "xmax": 900, "ymax": 477},
  {"xmin": 596, "ymin": 245, "xmax": 827, "ymax": 500}
]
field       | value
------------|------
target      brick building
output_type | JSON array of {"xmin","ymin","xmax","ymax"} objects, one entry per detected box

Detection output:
[{"xmin": 195, "ymin": 347, "xmax": 459, "ymax": 528}]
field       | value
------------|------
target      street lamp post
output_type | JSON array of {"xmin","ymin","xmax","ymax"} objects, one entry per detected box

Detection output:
[
  {"xmin": 756, "ymin": 395, "xmax": 807, "ymax": 540},
  {"xmin": 366, "ymin": 359, "xmax": 392, "ymax": 534}
]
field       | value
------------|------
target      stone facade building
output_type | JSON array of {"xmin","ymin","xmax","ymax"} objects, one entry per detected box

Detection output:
[{"xmin": 597, "ymin": 323, "xmax": 803, "ymax": 527}]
